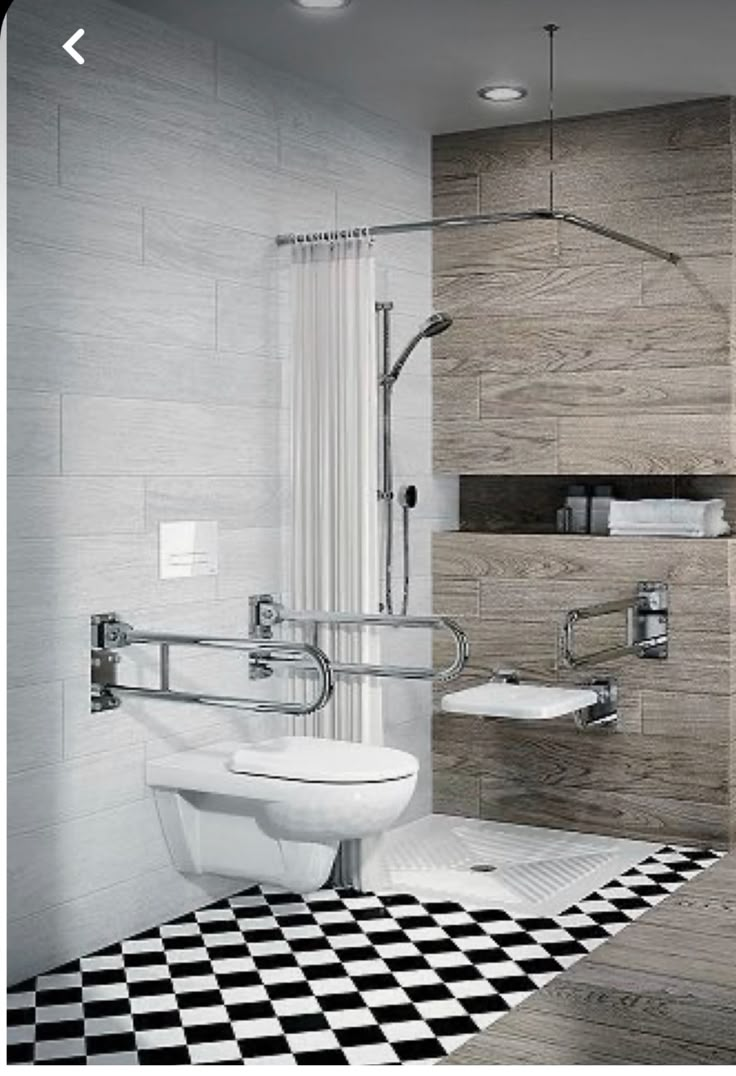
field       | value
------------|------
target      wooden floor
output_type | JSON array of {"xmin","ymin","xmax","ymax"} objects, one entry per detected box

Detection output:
[{"xmin": 444, "ymin": 854, "xmax": 736, "ymax": 1065}]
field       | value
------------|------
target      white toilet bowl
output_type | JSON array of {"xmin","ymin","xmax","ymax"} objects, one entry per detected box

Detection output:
[{"xmin": 146, "ymin": 737, "xmax": 418, "ymax": 892}]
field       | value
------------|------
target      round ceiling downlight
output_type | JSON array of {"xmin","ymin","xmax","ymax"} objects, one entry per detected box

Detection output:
[
  {"xmin": 291, "ymin": 0, "xmax": 352, "ymax": 9},
  {"xmin": 477, "ymin": 85, "xmax": 528, "ymax": 102}
]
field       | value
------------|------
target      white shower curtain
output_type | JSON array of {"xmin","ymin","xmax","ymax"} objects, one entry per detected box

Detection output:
[{"xmin": 289, "ymin": 234, "xmax": 383, "ymax": 753}]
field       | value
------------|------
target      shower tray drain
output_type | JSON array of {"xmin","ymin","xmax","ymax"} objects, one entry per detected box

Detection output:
[{"xmin": 469, "ymin": 864, "xmax": 498, "ymax": 873}]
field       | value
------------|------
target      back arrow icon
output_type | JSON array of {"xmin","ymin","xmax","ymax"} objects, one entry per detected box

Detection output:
[{"xmin": 63, "ymin": 29, "xmax": 85, "ymax": 65}]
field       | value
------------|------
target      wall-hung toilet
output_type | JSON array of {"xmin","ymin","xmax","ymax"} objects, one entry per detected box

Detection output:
[{"xmin": 147, "ymin": 737, "xmax": 418, "ymax": 893}]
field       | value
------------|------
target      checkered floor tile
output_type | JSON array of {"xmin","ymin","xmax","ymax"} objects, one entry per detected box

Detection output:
[{"xmin": 7, "ymin": 845, "xmax": 722, "ymax": 1065}]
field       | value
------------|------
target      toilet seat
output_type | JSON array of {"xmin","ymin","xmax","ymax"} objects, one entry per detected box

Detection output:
[{"xmin": 229, "ymin": 736, "xmax": 418, "ymax": 784}]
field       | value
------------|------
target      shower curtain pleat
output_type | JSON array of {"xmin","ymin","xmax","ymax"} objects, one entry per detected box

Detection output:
[{"xmin": 289, "ymin": 238, "xmax": 384, "ymax": 825}]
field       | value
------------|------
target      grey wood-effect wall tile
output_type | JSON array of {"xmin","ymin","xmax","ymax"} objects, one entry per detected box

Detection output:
[
  {"xmin": 7, "ymin": 683, "xmax": 64, "ymax": 774},
  {"xmin": 558, "ymin": 192, "xmax": 733, "ymax": 264},
  {"xmin": 9, "ymin": 178, "xmax": 143, "ymax": 263},
  {"xmin": 558, "ymin": 414, "xmax": 734, "ymax": 473},
  {"xmin": 7, "ymin": 391, "xmax": 60, "ymax": 476},
  {"xmin": 9, "ymin": 245, "xmax": 215, "ymax": 348},
  {"xmin": 215, "ymin": 528, "xmax": 283, "ymax": 601},
  {"xmin": 434, "ymin": 419, "xmax": 557, "ymax": 474},
  {"xmin": 59, "ymin": 107, "xmax": 331, "ymax": 236},
  {"xmin": 217, "ymin": 45, "xmax": 429, "ymax": 177},
  {"xmin": 8, "ymin": 861, "xmax": 242, "ymax": 986},
  {"xmin": 8, "ymin": 327, "xmax": 282, "ymax": 407},
  {"xmin": 641, "ymin": 691, "xmax": 731, "ymax": 742},
  {"xmin": 144, "ymin": 209, "xmax": 277, "ymax": 284},
  {"xmin": 280, "ymin": 135, "xmax": 430, "ymax": 219},
  {"xmin": 432, "ymin": 306, "xmax": 729, "ymax": 377},
  {"xmin": 6, "ymin": 78, "xmax": 58, "ymax": 183},
  {"xmin": 436, "ymin": 263, "xmax": 641, "ymax": 317},
  {"xmin": 8, "ymin": 534, "xmax": 217, "ymax": 623},
  {"xmin": 8, "ymin": 617, "xmax": 88, "ymax": 689},
  {"xmin": 7, "ymin": 747, "xmax": 147, "ymax": 836},
  {"xmin": 479, "ymin": 366, "xmax": 732, "ymax": 418},
  {"xmin": 7, "ymin": 798, "xmax": 171, "ymax": 921},
  {"xmin": 11, "ymin": 0, "xmax": 216, "ymax": 96},
  {"xmin": 145, "ymin": 477, "xmax": 285, "ymax": 532},
  {"xmin": 216, "ymin": 280, "xmax": 287, "ymax": 356},
  {"xmin": 8, "ymin": 477, "xmax": 145, "ymax": 538},
  {"xmin": 61, "ymin": 395, "xmax": 284, "ymax": 478}
]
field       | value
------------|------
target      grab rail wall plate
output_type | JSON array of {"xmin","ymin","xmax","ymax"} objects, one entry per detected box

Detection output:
[
  {"xmin": 90, "ymin": 613, "xmax": 334, "ymax": 715},
  {"xmin": 560, "ymin": 581, "xmax": 669, "ymax": 669},
  {"xmin": 249, "ymin": 595, "xmax": 469, "ymax": 683}
]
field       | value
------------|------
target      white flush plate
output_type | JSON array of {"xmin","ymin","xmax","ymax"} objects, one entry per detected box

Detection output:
[{"xmin": 159, "ymin": 520, "xmax": 219, "ymax": 579}]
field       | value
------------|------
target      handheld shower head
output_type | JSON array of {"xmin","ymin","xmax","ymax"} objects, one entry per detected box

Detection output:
[{"xmin": 387, "ymin": 311, "xmax": 453, "ymax": 384}]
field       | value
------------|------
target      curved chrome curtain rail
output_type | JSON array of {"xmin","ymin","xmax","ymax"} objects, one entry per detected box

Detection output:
[
  {"xmin": 90, "ymin": 614, "xmax": 334, "ymax": 715},
  {"xmin": 249, "ymin": 598, "xmax": 470, "ymax": 683}
]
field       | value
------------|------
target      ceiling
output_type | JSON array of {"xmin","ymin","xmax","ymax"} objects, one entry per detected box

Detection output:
[{"xmin": 118, "ymin": 0, "xmax": 736, "ymax": 134}]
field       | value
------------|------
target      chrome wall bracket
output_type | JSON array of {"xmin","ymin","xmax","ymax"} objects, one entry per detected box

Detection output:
[
  {"xmin": 561, "ymin": 581, "xmax": 669, "ymax": 669},
  {"xmin": 574, "ymin": 678, "xmax": 619, "ymax": 731}
]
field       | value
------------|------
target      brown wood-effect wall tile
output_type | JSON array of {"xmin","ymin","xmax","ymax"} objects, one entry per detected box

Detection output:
[
  {"xmin": 479, "ymin": 782, "xmax": 729, "ymax": 848},
  {"xmin": 641, "ymin": 690, "xmax": 731, "ymax": 743},
  {"xmin": 558, "ymin": 415, "xmax": 734, "ymax": 474},
  {"xmin": 434, "ymin": 219, "xmax": 559, "ymax": 274},
  {"xmin": 432, "ymin": 174, "xmax": 478, "ymax": 218},
  {"xmin": 432, "ymin": 376, "xmax": 480, "ymax": 420},
  {"xmin": 558, "ymin": 193, "xmax": 732, "ymax": 266},
  {"xmin": 435, "ymin": 263, "xmax": 641, "ymax": 318},
  {"xmin": 471, "ymin": 723, "xmax": 728, "ymax": 803},
  {"xmin": 478, "ymin": 366, "xmax": 731, "ymax": 418},
  {"xmin": 642, "ymin": 255, "xmax": 731, "ymax": 313},
  {"xmin": 434, "ymin": 419, "xmax": 557, "ymax": 475},
  {"xmin": 432, "ymin": 307, "xmax": 729, "ymax": 378},
  {"xmin": 432, "ymin": 534, "xmax": 733, "ymax": 587}
]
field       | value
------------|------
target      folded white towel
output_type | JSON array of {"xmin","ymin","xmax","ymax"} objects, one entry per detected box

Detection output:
[{"xmin": 609, "ymin": 499, "xmax": 730, "ymax": 538}]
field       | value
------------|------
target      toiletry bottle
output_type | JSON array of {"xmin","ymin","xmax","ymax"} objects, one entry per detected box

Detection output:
[
  {"xmin": 590, "ymin": 485, "xmax": 613, "ymax": 535},
  {"xmin": 564, "ymin": 485, "xmax": 590, "ymax": 534}
]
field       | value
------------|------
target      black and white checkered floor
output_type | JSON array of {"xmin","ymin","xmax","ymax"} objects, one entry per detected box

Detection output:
[{"xmin": 7, "ymin": 846, "xmax": 723, "ymax": 1066}]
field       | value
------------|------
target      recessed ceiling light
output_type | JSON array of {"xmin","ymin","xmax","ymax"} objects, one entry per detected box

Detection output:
[
  {"xmin": 477, "ymin": 85, "xmax": 528, "ymax": 102},
  {"xmin": 291, "ymin": 0, "xmax": 352, "ymax": 9}
]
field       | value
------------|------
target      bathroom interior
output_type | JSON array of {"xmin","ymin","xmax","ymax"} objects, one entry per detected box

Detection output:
[{"xmin": 5, "ymin": 0, "xmax": 736, "ymax": 1066}]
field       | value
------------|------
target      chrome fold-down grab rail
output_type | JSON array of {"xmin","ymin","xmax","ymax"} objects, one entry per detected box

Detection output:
[
  {"xmin": 90, "ymin": 613, "xmax": 334, "ymax": 714},
  {"xmin": 249, "ymin": 595, "xmax": 469, "ymax": 682},
  {"xmin": 560, "ymin": 582, "xmax": 669, "ymax": 669}
]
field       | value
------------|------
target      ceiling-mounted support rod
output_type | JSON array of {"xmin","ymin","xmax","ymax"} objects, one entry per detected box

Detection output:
[
  {"xmin": 275, "ymin": 209, "xmax": 680, "ymax": 263},
  {"xmin": 544, "ymin": 22, "xmax": 559, "ymax": 212}
]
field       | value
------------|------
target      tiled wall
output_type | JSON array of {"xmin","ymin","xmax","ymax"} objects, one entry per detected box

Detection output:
[
  {"xmin": 432, "ymin": 98, "xmax": 734, "ymax": 474},
  {"xmin": 7, "ymin": 0, "xmax": 452, "ymax": 984}
]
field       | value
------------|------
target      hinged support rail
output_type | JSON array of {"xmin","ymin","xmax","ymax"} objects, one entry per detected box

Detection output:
[{"xmin": 90, "ymin": 613, "xmax": 334, "ymax": 715}]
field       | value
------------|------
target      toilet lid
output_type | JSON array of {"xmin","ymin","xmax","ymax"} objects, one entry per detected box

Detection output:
[{"xmin": 229, "ymin": 736, "xmax": 418, "ymax": 783}]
